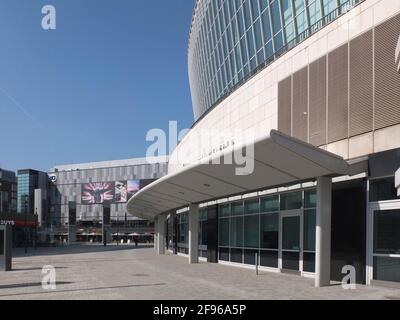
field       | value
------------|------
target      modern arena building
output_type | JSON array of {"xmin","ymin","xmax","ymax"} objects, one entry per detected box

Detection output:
[{"xmin": 127, "ymin": 0, "xmax": 400, "ymax": 288}]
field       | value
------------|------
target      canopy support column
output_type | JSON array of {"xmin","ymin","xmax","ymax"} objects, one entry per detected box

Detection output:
[
  {"xmin": 189, "ymin": 204, "xmax": 199, "ymax": 264},
  {"xmin": 315, "ymin": 176, "xmax": 332, "ymax": 288}
]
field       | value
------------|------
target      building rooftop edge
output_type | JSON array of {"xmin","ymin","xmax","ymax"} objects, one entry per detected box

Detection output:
[{"xmin": 49, "ymin": 155, "xmax": 169, "ymax": 173}]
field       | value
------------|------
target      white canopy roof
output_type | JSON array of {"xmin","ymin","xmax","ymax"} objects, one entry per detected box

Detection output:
[{"xmin": 127, "ymin": 130, "xmax": 361, "ymax": 220}]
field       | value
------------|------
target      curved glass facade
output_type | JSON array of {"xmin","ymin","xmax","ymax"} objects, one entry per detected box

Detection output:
[{"xmin": 188, "ymin": 0, "xmax": 361, "ymax": 120}]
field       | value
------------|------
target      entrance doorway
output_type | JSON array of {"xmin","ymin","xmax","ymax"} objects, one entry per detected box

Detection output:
[
  {"xmin": 368, "ymin": 201, "xmax": 400, "ymax": 286},
  {"xmin": 280, "ymin": 211, "xmax": 302, "ymax": 273}
]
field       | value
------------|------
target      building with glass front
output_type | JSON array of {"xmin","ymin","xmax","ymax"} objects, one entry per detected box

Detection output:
[
  {"xmin": 0, "ymin": 169, "xmax": 17, "ymax": 214},
  {"xmin": 128, "ymin": 0, "xmax": 400, "ymax": 288},
  {"xmin": 17, "ymin": 169, "xmax": 48, "ymax": 215}
]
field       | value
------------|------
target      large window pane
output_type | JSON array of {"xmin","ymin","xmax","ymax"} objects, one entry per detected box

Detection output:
[
  {"xmin": 280, "ymin": 191, "xmax": 303, "ymax": 210},
  {"xmin": 219, "ymin": 218, "xmax": 230, "ymax": 246},
  {"xmin": 374, "ymin": 257, "xmax": 400, "ymax": 283},
  {"xmin": 244, "ymin": 215, "xmax": 259, "ymax": 248},
  {"xmin": 260, "ymin": 195, "xmax": 279, "ymax": 213},
  {"xmin": 219, "ymin": 204, "xmax": 231, "ymax": 217},
  {"xmin": 282, "ymin": 216, "xmax": 300, "ymax": 250},
  {"xmin": 304, "ymin": 189, "xmax": 317, "ymax": 208},
  {"xmin": 244, "ymin": 199, "xmax": 259, "ymax": 214},
  {"xmin": 374, "ymin": 210, "xmax": 400, "ymax": 255},
  {"xmin": 304, "ymin": 209, "xmax": 316, "ymax": 251},
  {"xmin": 230, "ymin": 216, "xmax": 243, "ymax": 247},
  {"xmin": 370, "ymin": 177, "xmax": 398, "ymax": 202},
  {"xmin": 260, "ymin": 213, "xmax": 278, "ymax": 249},
  {"xmin": 231, "ymin": 202, "xmax": 244, "ymax": 216}
]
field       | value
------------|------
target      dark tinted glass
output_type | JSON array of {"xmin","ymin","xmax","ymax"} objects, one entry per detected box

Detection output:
[
  {"xmin": 304, "ymin": 189, "xmax": 317, "ymax": 208},
  {"xmin": 282, "ymin": 252, "xmax": 300, "ymax": 271},
  {"xmin": 303, "ymin": 252, "xmax": 316, "ymax": 273},
  {"xmin": 280, "ymin": 192, "xmax": 303, "ymax": 210},
  {"xmin": 230, "ymin": 248, "xmax": 243, "ymax": 263},
  {"xmin": 374, "ymin": 257, "xmax": 400, "ymax": 283},
  {"xmin": 370, "ymin": 177, "xmax": 398, "ymax": 202},
  {"xmin": 260, "ymin": 213, "xmax": 278, "ymax": 249},
  {"xmin": 244, "ymin": 249, "xmax": 259, "ymax": 265},
  {"xmin": 219, "ymin": 248, "xmax": 229, "ymax": 261},
  {"xmin": 230, "ymin": 217, "xmax": 243, "ymax": 247},
  {"xmin": 374, "ymin": 210, "xmax": 400, "ymax": 254},
  {"xmin": 218, "ymin": 218, "xmax": 230, "ymax": 246},
  {"xmin": 244, "ymin": 215, "xmax": 259, "ymax": 248},
  {"xmin": 260, "ymin": 250, "xmax": 278, "ymax": 268},
  {"xmin": 304, "ymin": 210, "xmax": 316, "ymax": 251},
  {"xmin": 260, "ymin": 195, "xmax": 279, "ymax": 212}
]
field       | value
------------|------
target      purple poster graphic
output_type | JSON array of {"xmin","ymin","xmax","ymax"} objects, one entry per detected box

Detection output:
[
  {"xmin": 127, "ymin": 180, "xmax": 140, "ymax": 200},
  {"xmin": 81, "ymin": 182, "xmax": 115, "ymax": 204}
]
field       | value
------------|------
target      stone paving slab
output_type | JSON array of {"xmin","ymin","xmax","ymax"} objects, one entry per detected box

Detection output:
[{"xmin": 0, "ymin": 245, "xmax": 399, "ymax": 300}]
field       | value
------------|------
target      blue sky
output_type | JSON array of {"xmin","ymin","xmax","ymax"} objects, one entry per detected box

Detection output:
[{"xmin": 0, "ymin": 0, "xmax": 195, "ymax": 172}]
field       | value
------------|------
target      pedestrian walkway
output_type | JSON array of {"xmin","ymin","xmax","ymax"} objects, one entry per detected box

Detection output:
[{"xmin": 0, "ymin": 245, "xmax": 399, "ymax": 300}]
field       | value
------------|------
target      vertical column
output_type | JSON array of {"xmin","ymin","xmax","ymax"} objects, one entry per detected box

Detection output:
[
  {"xmin": 315, "ymin": 176, "xmax": 332, "ymax": 288},
  {"xmin": 157, "ymin": 215, "xmax": 166, "ymax": 255},
  {"xmin": 189, "ymin": 204, "xmax": 199, "ymax": 264},
  {"xmin": 154, "ymin": 217, "xmax": 158, "ymax": 251},
  {"xmin": 68, "ymin": 201, "xmax": 77, "ymax": 244}
]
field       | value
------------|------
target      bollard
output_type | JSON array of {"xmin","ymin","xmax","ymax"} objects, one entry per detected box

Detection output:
[{"xmin": 255, "ymin": 252, "xmax": 259, "ymax": 275}]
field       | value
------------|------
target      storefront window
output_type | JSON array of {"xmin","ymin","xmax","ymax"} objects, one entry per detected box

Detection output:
[
  {"xmin": 260, "ymin": 213, "xmax": 278, "ymax": 249},
  {"xmin": 220, "ymin": 204, "xmax": 231, "ymax": 217},
  {"xmin": 244, "ymin": 215, "xmax": 259, "ymax": 248},
  {"xmin": 374, "ymin": 210, "xmax": 400, "ymax": 255},
  {"xmin": 370, "ymin": 177, "xmax": 398, "ymax": 202},
  {"xmin": 230, "ymin": 216, "xmax": 243, "ymax": 247},
  {"xmin": 244, "ymin": 199, "xmax": 260, "ymax": 214},
  {"xmin": 374, "ymin": 257, "xmax": 400, "ymax": 283},
  {"xmin": 280, "ymin": 191, "xmax": 303, "ymax": 210},
  {"xmin": 304, "ymin": 209, "xmax": 316, "ymax": 251},
  {"xmin": 304, "ymin": 189, "xmax": 317, "ymax": 208},
  {"xmin": 218, "ymin": 218, "xmax": 229, "ymax": 247},
  {"xmin": 231, "ymin": 202, "xmax": 244, "ymax": 216},
  {"xmin": 260, "ymin": 195, "xmax": 279, "ymax": 213}
]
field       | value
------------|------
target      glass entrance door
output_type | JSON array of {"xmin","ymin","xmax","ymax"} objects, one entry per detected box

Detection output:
[
  {"xmin": 368, "ymin": 203, "xmax": 400, "ymax": 285},
  {"xmin": 280, "ymin": 213, "xmax": 301, "ymax": 272}
]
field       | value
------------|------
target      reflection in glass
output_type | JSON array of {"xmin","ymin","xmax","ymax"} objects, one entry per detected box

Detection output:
[
  {"xmin": 218, "ymin": 218, "xmax": 229, "ymax": 247},
  {"xmin": 280, "ymin": 192, "xmax": 303, "ymax": 210},
  {"xmin": 244, "ymin": 215, "xmax": 259, "ymax": 248},
  {"xmin": 230, "ymin": 216, "xmax": 243, "ymax": 247},
  {"xmin": 260, "ymin": 195, "xmax": 279, "ymax": 213},
  {"xmin": 260, "ymin": 213, "xmax": 279, "ymax": 249}
]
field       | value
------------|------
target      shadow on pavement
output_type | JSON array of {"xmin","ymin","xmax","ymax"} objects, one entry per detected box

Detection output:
[
  {"xmin": 12, "ymin": 244, "xmax": 153, "ymax": 258},
  {"xmin": 0, "ymin": 283, "xmax": 166, "ymax": 298},
  {"xmin": 0, "ymin": 281, "xmax": 73, "ymax": 290}
]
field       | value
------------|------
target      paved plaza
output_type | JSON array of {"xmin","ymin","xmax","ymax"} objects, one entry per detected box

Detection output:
[{"xmin": 0, "ymin": 245, "xmax": 399, "ymax": 300}]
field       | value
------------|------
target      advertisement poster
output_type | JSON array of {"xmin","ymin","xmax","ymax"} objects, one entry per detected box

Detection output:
[
  {"xmin": 115, "ymin": 181, "xmax": 128, "ymax": 203},
  {"xmin": 81, "ymin": 182, "xmax": 115, "ymax": 204},
  {"xmin": 127, "ymin": 180, "xmax": 140, "ymax": 200}
]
